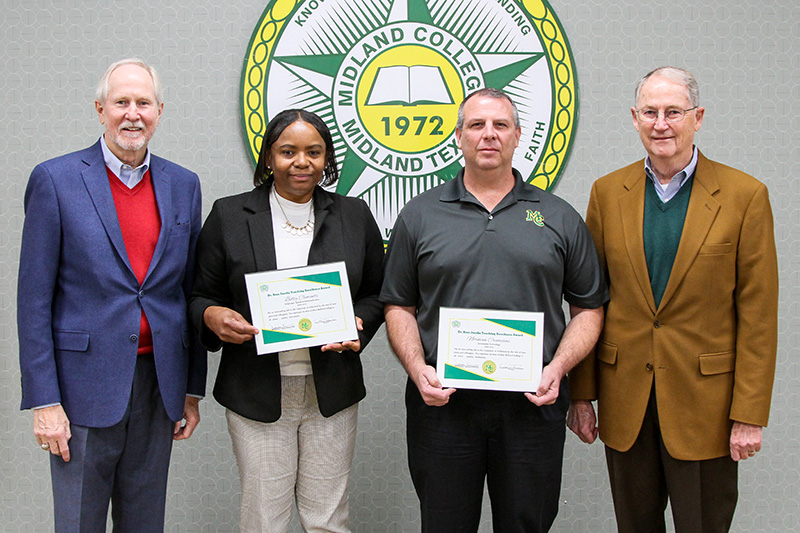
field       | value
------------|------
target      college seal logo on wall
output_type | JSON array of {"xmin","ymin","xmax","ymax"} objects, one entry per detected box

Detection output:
[{"xmin": 241, "ymin": 0, "xmax": 578, "ymax": 241}]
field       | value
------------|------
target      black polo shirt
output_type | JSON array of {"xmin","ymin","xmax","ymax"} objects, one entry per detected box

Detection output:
[{"xmin": 381, "ymin": 169, "xmax": 608, "ymax": 368}]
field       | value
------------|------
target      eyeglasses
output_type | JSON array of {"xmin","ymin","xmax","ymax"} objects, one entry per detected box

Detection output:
[{"xmin": 635, "ymin": 107, "xmax": 698, "ymax": 124}]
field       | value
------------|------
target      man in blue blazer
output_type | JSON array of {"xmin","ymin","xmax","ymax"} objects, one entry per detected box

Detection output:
[{"xmin": 17, "ymin": 58, "xmax": 206, "ymax": 532}]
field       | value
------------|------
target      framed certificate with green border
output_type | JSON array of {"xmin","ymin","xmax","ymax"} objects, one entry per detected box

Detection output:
[
  {"xmin": 436, "ymin": 307, "xmax": 544, "ymax": 392},
  {"xmin": 245, "ymin": 261, "xmax": 358, "ymax": 354}
]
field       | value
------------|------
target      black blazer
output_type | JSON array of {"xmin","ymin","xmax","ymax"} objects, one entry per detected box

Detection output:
[{"xmin": 190, "ymin": 180, "xmax": 385, "ymax": 422}]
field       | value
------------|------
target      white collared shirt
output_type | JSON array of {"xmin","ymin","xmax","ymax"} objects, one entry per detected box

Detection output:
[
  {"xmin": 100, "ymin": 136, "xmax": 151, "ymax": 189},
  {"xmin": 645, "ymin": 146, "xmax": 698, "ymax": 203}
]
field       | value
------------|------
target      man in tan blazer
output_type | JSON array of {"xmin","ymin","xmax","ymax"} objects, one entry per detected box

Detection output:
[{"xmin": 568, "ymin": 66, "xmax": 778, "ymax": 532}]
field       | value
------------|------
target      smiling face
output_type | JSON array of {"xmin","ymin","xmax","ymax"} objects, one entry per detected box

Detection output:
[
  {"xmin": 95, "ymin": 64, "xmax": 162, "ymax": 167},
  {"xmin": 632, "ymin": 75, "xmax": 704, "ymax": 177},
  {"xmin": 267, "ymin": 120, "xmax": 326, "ymax": 203},
  {"xmin": 456, "ymin": 95, "xmax": 521, "ymax": 175}
]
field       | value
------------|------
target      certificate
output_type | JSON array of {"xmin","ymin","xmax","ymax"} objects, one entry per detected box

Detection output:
[
  {"xmin": 245, "ymin": 262, "xmax": 358, "ymax": 354},
  {"xmin": 436, "ymin": 307, "xmax": 544, "ymax": 392}
]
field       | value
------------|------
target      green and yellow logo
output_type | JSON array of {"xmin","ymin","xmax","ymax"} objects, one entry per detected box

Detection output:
[
  {"xmin": 298, "ymin": 318, "xmax": 312, "ymax": 332},
  {"xmin": 482, "ymin": 360, "xmax": 497, "ymax": 375},
  {"xmin": 242, "ymin": 0, "xmax": 578, "ymax": 242},
  {"xmin": 526, "ymin": 209, "xmax": 545, "ymax": 226}
]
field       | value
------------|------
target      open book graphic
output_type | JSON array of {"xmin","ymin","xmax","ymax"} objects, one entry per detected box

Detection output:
[{"xmin": 366, "ymin": 65, "xmax": 454, "ymax": 106}]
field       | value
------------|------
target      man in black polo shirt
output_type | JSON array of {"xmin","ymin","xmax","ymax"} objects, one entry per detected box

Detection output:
[{"xmin": 380, "ymin": 88, "xmax": 607, "ymax": 532}]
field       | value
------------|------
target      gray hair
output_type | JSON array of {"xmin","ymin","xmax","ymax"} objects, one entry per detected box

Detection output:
[
  {"xmin": 634, "ymin": 66, "xmax": 699, "ymax": 108},
  {"xmin": 456, "ymin": 87, "xmax": 520, "ymax": 130},
  {"xmin": 95, "ymin": 58, "xmax": 163, "ymax": 105}
]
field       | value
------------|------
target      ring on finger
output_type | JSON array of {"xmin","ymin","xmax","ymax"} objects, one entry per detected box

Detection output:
[{"xmin": 41, "ymin": 443, "xmax": 50, "ymax": 451}]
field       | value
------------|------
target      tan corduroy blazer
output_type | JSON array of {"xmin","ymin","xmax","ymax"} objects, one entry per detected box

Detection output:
[{"xmin": 570, "ymin": 151, "xmax": 778, "ymax": 460}]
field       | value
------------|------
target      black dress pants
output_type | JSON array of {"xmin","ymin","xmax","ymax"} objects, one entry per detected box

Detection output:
[{"xmin": 405, "ymin": 379, "xmax": 566, "ymax": 532}]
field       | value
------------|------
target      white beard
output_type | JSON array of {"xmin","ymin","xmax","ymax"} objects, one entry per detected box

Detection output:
[{"xmin": 110, "ymin": 121, "xmax": 149, "ymax": 153}]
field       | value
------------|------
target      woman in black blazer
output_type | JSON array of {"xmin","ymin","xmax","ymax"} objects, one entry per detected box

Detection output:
[{"xmin": 190, "ymin": 109, "xmax": 384, "ymax": 532}]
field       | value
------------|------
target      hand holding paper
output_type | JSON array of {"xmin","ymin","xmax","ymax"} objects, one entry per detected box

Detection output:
[
  {"xmin": 322, "ymin": 317, "xmax": 364, "ymax": 353},
  {"xmin": 524, "ymin": 363, "xmax": 563, "ymax": 406},
  {"xmin": 417, "ymin": 365, "xmax": 456, "ymax": 406},
  {"xmin": 204, "ymin": 306, "xmax": 260, "ymax": 344}
]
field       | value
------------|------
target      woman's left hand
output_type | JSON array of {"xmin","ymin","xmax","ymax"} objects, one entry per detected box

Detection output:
[{"xmin": 321, "ymin": 316, "xmax": 363, "ymax": 353}]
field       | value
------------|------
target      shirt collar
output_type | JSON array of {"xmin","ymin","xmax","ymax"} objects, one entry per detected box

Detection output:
[
  {"xmin": 100, "ymin": 135, "xmax": 151, "ymax": 187},
  {"xmin": 644, "ymin": 146, "xmax": 698, "ymax": 190},
  {"xmin": 440, "ymin": 168, "xmax": 538, "ymax": 203}
]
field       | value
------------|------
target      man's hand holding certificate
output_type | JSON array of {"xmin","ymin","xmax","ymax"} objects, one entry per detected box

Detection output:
[
  {"xmin": 436, "ymin": 307, "xmax": 544, "ymax": 393},
  {"xmin": 245, "ymin": 262, "xmax": 358, "ymax": 354}
]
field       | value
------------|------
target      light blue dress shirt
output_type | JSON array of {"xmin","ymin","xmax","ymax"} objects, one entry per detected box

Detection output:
[
  {"xmin": 100, "ymin": 136, "xmax": 151, "ymax": 188},
  {"xmin": 645, "ymin": 146, "xmax": 698, "ymax": 203}
]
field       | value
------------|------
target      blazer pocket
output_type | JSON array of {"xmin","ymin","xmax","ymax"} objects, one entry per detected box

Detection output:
[
  {"xmin": 698, "ymin": 351, "xmax": 735, "ymax": 375},
  {"xmin": 597, "ymin": 341, "xmax": 618, "ymax": 365},
  {"xmin": 698, "ymin": 243, "xmax": 732, "ymax": 255},
  {"xmin": 53, "ymin": 330, "xmax": 90, "ymax": 352}
]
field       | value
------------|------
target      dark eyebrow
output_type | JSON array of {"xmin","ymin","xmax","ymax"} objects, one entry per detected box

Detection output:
[{"xmin": 277, "ymin": 143, "xmax": 324, "ymax": 150}]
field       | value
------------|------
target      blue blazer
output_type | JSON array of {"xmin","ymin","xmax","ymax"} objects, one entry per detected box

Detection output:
[{"xmin": 17, "ymin": 140, "xmax": 207, "ymax": 427}]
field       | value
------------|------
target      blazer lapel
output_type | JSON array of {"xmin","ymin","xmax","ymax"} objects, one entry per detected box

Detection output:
[
  {"xmin": 658, "ymin": 152, "xmax": 720, "ymax": 310},
  {"xmin": 80, "ymin": 142, "xmax": 135, "ymax": 277},
  {"xmin": 618, "ymin": 167, "xmax": 657, "ymax": 313},
  {"xmin": 145, "ymin": 156, "xmax": 172, "ymax": 283},
  {"xmin": 246, "ymin": 183, "xmax": 332, "ymax": 270},
  {"xmin": 308, "ymin": 187, "xmax": 333, "ymax": 265},
  {"xmin": 245, "ymin": 185, "xmax": 278, "ymax": 272}
]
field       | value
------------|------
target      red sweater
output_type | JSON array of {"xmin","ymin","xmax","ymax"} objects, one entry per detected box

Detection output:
[{"xmin": 107, "ymin": 167, "xmax": 161, "ymax": 354}]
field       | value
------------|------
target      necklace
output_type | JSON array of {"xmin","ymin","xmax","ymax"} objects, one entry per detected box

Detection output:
[{"xmin": 273, "ymin": 187, "xmax": 314, "ymax": 236}]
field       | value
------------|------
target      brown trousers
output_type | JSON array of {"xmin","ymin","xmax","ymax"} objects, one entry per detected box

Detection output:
[{"xmin": 605, "ymin": 388, "xmax": 738, "ymax": 533}]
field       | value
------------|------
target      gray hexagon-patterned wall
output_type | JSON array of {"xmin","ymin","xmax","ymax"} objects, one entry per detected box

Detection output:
[{"xmin": 2, "ymin": 0, "xmax": 798, "ymax": 531}]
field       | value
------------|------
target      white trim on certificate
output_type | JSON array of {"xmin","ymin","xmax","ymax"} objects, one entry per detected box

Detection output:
[
  {"xmin": 436, "ymin": 307, "xmax": 544, "ymax": 392},
  {"xmin": 245, "ymin": 261, "xmax": 358, "ymax": 354}
]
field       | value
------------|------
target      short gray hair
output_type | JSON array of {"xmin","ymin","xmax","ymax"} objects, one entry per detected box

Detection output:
[
  {"xmin": 456, "ymin": 87, "xmax": 520, "ymax": 130},
  {"xmin": 95, "ymin": 58, "xmax": 163, "ymax": 105},
  {"xmin": 634, "ymin": 66, "xmax": 699, "ymax": 108}
]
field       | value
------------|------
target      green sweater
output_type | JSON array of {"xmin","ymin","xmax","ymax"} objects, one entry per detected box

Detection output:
[{"xmin": 643, "ymin": 175, "xmax": 694, "ymax": 308}]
